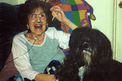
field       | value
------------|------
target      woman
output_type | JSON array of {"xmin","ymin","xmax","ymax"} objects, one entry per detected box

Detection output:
[{"xmin": 12, "ymin": 0, "xmax": 77, "ymax": 81}]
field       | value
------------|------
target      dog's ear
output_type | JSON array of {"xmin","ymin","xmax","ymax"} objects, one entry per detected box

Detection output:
[
  {"xmin": 97, "ymin": 45, "xmax": 112, "ymax": 59},
  {"xmin": 91, "ymin": 29, "xmax": 113, "ymax": 59}
]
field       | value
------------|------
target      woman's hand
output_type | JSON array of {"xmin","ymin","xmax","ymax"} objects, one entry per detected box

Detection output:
[
  {"xmin": 50, "ymin": 6, "xmax": 78, "ymax": 30},
  {"xmin": 50, "ymin": 6, "xmax": 68, "ymax": 23},
  {"xmin": 34, "ymin": 73, "xmax": 56, "ymax": 81}
]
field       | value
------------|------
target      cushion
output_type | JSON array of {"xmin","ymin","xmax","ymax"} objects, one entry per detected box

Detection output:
[
  {"xmin": 0, "ymin": 53, "xmax": 18, "ymax": 81},
  {"xmin": 0, "ymin": 2, "xmax": 19, "ymax": 71}
]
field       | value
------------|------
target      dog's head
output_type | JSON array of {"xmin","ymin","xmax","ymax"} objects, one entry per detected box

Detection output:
[{"xmin": 69, "ymin": 27, "xmax": 112, "ymax": 66}]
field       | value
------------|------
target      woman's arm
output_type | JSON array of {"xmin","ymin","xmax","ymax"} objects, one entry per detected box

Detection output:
[
  {"xmin": 12, "ymin": 36, "xmax": 40, "ymax": 80},
  {"xmin": 50, "ymin": 6, "xmax": 78, "ymax": 30},
  {"xmin": 34, "ymin": 73, "xmax": 55, "ymax": 81}
]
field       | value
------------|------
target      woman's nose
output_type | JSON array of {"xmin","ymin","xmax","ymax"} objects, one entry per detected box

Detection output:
[{"xmin": 36, "ymin": 16, "xmax": 41, "ymax": 22}]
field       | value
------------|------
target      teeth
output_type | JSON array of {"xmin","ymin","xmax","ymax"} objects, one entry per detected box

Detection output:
[
  {"xmin": 35, "ymin": 24, "xmax": 42, "ymax": 27},
  {"xmin": 36, "ymin": 25, "xmax": 41, "ymax": 26},
  {"xmin": 35, "ymin": 24, "xmax": 42, "ymax": 29}
]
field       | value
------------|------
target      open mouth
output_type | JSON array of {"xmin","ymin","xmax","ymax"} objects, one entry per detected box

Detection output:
[{"xmin": 34, "ymin": 24, "xmax": 42, "ymax": 29}]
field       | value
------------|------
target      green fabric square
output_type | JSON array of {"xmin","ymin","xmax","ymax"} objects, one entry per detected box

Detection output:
[
  {"xmin": 68, "ymin": 0, "xmax": 76, "ymax": 5},
  {"xmin": 72, "ymin": 11, "xmax": 81, "ymax": 27}
]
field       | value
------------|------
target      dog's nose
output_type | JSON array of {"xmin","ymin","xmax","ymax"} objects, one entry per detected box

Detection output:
[
  {"xmin": 83, "ymin": 42, "xmax": 89, "ymax": 49},
  {"xmin": 84, "ymin": 44, "xmax": 89, "ymax": 48}
]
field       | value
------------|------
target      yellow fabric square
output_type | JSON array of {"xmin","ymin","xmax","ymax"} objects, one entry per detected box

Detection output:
[
  {"xmin": 75, "ymin": 0, "xmax": 84, "ymax": 4},
  {"xmin": 79, "ymin": 10, "xmax": 89, "ymax": 27}
]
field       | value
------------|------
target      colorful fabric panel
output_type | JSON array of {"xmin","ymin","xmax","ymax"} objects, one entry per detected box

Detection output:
[{"xmin": 48, "ymin": 0, "xmax": 94, "ymax": 34}]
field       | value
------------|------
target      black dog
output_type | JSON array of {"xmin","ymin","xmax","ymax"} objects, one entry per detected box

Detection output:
[{"xmin": 55, "ymin": 27, "xmax": 122, "ymax": 81}]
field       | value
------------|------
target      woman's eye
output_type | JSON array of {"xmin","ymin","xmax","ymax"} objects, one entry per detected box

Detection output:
[
  {"xmin": 39, "ymin": 14, "xmax": 44, "ymax": 17},
  {"xmin": 39, "ymin": 15, "xmax": 42, "ymax": 17},
  {"xmin": 31, "ymin": 14, "xmax": 36, "ymax": 18}
]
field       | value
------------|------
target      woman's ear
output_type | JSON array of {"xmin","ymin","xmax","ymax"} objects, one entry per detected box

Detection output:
[
  {"xmin": 45, "ymin": 0, "xmax": 49, "ymax": 2},
  {"xmin": 27, "ymin": 24, "xmax": 29, "ymax": 29},
  {"xmin": 47, "ymin": 23, "xmax": 48, "ymax": 26}
]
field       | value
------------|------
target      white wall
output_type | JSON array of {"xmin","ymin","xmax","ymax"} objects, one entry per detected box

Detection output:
[
  {"xmin": 17, "ymin": 0, "xmax": 26, "ymax": 4},
  {"xmin": 86, "ymin": 0, "xmax": 114, "ymax": 43},
  {"xmin": 0, "ymin": 0, "xmax": 25, "ymax": 5},
  {"xmin": 0, "ymin": 0, "xmax": 17, "ymax": 5},
  {"xmin": 115, "ymin": 0, "xmax": 122, "ymax": 62}
]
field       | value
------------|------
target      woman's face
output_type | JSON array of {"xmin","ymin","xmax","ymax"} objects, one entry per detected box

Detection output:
[{"xmin": 27, "ymin": 7, "xmax": 47, "ymax": 35}]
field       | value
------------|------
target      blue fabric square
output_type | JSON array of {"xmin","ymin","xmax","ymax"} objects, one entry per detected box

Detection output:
[
  {"xmin": 71, "ymin": 5, "xmax": 78, "ymax": 11},
  {"xmin": 60, "ymin": 0, "xmax": 70, "ymax": 5},
  {"xmin": 68, "ymin": 28, "xmax": 73, "ymax": 33},
  {"xmin": 64, "ymin": 11, "xmax": 73, "ymax": 22}
]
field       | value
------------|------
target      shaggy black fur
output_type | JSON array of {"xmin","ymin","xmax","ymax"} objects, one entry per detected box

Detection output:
[{"xmin": 55, "ymin": 27, "xmax": 122, "ymax": 81}]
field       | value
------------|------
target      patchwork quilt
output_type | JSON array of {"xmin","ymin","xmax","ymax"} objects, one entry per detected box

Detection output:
[{"xmin": 47, "ymin": 0, "xmax": 95, "ymax": 34}]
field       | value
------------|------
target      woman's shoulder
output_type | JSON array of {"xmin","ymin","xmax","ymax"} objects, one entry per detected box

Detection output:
[
  {"xmin": 46, "ymin": 27, "xmax": 57, "ymax": 32},
  {"xmin": 45, "ymin": 27, "xmax": 57, "ymax": 35},
  {"xmin": 46, "ymin": 27, "xmax": 64, "ymax": 34},
  {"xmin": 13, "ymin": 30, "xmax": 27, "ymax": 41},
  {"xmin": 45, "ymin": 27, "xmax": 70, "ymax": 39},
  {"xmin": 45, "ymin": 27, "xmax": 60, "ymax": 39}
]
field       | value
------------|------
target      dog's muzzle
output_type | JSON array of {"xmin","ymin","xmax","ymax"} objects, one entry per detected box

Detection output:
[{"xmin": 82, "ymin": 42, "xmax": 92, "ymax": 65}]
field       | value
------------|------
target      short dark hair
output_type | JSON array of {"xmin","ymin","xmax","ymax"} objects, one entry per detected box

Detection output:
[{"xmin": 17, "ymin": 0, "xmax": 53, "ymax": 28}]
